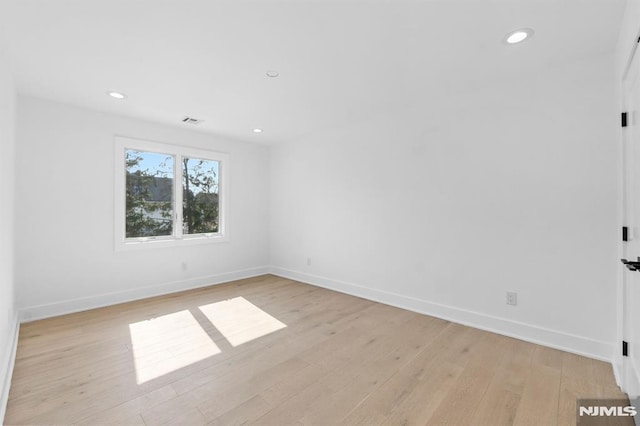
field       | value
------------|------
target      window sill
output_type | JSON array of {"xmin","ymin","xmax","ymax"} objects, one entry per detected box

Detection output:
[{"xmin": 115, "ymin": 234, "xmax": 229, "ymax": 252}]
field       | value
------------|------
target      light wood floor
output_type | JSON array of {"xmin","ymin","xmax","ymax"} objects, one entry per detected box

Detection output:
[{"xmin": 4, "ymin": 275, "xmax": 630, "ymax": 425}]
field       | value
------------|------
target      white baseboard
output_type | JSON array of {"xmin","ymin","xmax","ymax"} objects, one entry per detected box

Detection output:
[
  {"xmin": 624, "ymin": 358, "xmax": 640, "ymax": 399},
  {"xmin": 270, "ymin": 266, "xmax": 613, "ymax": 362},
  {"xmin": 0, "ymin": 314, "xmax": 19, "ymax": 424},
  {"xmin": 19, "ymin": 266, "xmax": 270, "ymax": 323},
  {"xmin": 613, "ymin": 360, "xmax": 624, "ymax": 390}
]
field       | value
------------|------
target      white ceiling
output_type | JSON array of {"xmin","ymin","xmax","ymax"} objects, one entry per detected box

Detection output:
[{"xmin": 0, "ymin": 0, "xmax": 627, "ymax": 144}]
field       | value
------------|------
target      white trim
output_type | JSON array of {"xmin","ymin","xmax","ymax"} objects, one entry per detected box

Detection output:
[
  {"xmin": 116, "ymin": 233, "xmax": 230, "ymax": 250},
  {"xmin": 0, "ymin": 314, "xmax": 19, "ymax": 424},
  {"xmin": 613, "ymin": 361, "xmax": 623, "ymax": 391},
  {"xmin": 618, "ymin": 27, "xmax": 640, "ymax": 397},
  {"xmin": 18, "ymin": 266, "xmax": 269, "ymax": 323},
  {"xmin": 114, "ymin": 135, "xmax": 229, "ymax": 252},
  {"xmin": 625, "ymin": 357, "xmax": 640, "ymax": 399},
  {"xmin": 270, "ymin": 266, "xmax": 613, "ymax": 362}
]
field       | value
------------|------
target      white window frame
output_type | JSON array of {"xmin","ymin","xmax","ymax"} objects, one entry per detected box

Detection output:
[{"xmin": 114, "ymin": 136, "xmax": 229, "ymax": 251}]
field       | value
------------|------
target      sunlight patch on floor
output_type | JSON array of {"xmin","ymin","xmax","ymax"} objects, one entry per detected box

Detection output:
[
  {"xmin": 199, "ymin": 297, "xmax": 287, "ymax": 346},
  {"xmin": 128, "ymin": 310, "xmax": 221, "ymax": 384}
]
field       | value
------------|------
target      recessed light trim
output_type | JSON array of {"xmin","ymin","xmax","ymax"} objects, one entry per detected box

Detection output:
[
  {"xmin": 266, "ymin": 70, "xmax": 279, "ymax": 78},
  {"xmin": 107, "ymin": 91, "xmax": 127, "ymax": 99},
  {"xmin": 505, "ymin": 28, "xmax": 534, "ymax": 45},
  {"xmin": 253, "ymin": 128, "xmax": 263, "ymax": 133}
]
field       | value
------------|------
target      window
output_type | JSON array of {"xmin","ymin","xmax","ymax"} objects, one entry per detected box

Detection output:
[
  {"xmin": 115, "ymin": 136, "xmax": 228, "ymax": 250},
  {"xmin": 125, "ymin": 150, "xmax": 174, "ymax": 238},
  {"xmin": 182, "ymin": 157, "xmax": 220, "ymax": 235}
]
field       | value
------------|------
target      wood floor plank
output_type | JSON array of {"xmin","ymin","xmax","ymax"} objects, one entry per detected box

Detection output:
[
  {"xmin": 75, "ymin": 385, "xmax": 177, "ymax": 425},
  {"xmin": 419, "ymin": 331, "xmax": 510, "ymax": 424},
  {"xmin": 352, "ymin": 324, "xmax": 479, "ymax": 425},
  {"xmin": 259, "ymin": 362, "xmax": 330, "ymax": 407},
  {"xmin": 196, "ymin": 357, "xmax": 309, "ymax": 421},
  {"xmin": 3, "ymin": 274, "xmax": 629, "ymax": 426},
  {"xmin": 513, "ymin": 363, "xmax": 562, "ymax": 426},
  {"xmin": 206, "ymin": 395, "xmax": 272, "ymax": 426},
  {"xmin": 470, "ymin": 338, "xmax": 537, "ymax": 426},
  {"xmin": 379, "ymin": 360, "xmax": 466, "ymax": 425},
  {"xmin": 299, "ymin": 337, "xmax": 439, "ymax": 424}
]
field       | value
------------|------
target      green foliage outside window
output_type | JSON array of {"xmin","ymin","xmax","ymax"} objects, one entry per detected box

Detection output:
[{"xmin": 125, "ymin": 150, "xmax": 219, "ymax": 238}]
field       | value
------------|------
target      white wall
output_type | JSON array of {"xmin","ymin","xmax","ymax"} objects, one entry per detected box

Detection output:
[
  {"xmin": 0, "ymin": 19, "xmax": 17, "ymax": 423},
  {"xmin": 15, "ymin": 96, "xmax": 270, "ymax": 320},
  {"xmin": 270, "ymin": 54, "xmax": 618, "ymax": 360}
]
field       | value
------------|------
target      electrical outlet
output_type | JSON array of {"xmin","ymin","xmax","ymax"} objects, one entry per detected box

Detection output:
[
  {"xmin": 181, "ymin": 262, "xmax": 188, "ymax": 272},
  {"xmin": 506, "ymin": 292, "xmax": 518, "ymax": 306},
  {"xmin": 306, "ymin": 257, "xmax": 312, "ymax": 266}
]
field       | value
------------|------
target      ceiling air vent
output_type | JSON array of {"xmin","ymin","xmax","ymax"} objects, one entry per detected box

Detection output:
[{"xmin": 182, "ymin": 116, "xmax": 203, "ymax": 125}]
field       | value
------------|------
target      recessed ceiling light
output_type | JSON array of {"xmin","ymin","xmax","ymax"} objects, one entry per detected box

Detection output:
[
  {"xmin": 107, "ymin": 91, "xmax": 127, "ymax": 99},
  {"xmin": 266, "ymin": 70, "xmax": 279, "ymax": 78},
  {"xmin": 253, "ymin": 128, "xmax": 263, "ymax": 133},
  {"xmin": 505, "ymin": 28, "xmax": 534, "ymax": 45}
]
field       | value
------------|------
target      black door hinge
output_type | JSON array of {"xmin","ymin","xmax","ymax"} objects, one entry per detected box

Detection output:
[
  {"xmin": 622, "ymin": 112, "xmax": 628, "ymax": 128},
  {"xmin": 623, "ymin": 341, "xmax": 629, "ymax": 357},
  {"xmin": 623, "ymin": 226, "xmax": 629, "ymax": 242}
]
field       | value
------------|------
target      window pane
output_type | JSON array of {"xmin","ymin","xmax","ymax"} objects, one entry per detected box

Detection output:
[
  {"xmin": 182, "ymin": 157, "xmax": 219, "ymax": 234},
  {"xmin": 125, "ymin": 150, "xmax": 174, "ymax": 238}
]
